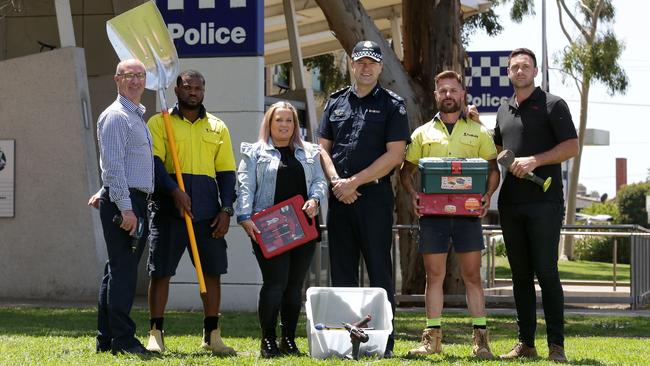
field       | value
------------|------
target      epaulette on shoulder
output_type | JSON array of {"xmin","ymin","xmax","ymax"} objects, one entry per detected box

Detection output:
[
  {"xmin": 384, "ymin": 88, "xmax": 404, "ymax": 102},
  {"xmin": 329, "ymin": 86, "xmax": 351, "ymax": 98}
]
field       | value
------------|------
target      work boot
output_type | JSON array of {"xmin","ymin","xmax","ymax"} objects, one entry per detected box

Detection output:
[
  {"xmin": 548, "ymin": 344, "xmax": 568, "ymax": 363},
  {"xmin": 260, "ymin": 337, "xmax": 281, "ymax": 358},
  {"xmin": 201, "ymin": 327, "xmax": 236, "ymax": 356},
  {"xmin": 500, "ymin": 342, "xmax": 538, "ymax": 359},
  {"xmin": 407, "ymin": 328, "xmax": 442, "ymax": 356},
  {"xmin": 278, "ymin": 336, "xmax": 301, "ymax": 355},
  {"xmin": 471, "ymin": 328, "xmax": 494, "ymax": 359},
  {"xmin": 145, "ymin": 327, "xmax": 165, "ymax": 353}
]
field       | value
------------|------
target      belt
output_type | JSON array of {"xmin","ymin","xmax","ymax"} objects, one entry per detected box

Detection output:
[{"xmin": 128, "ymin": 188, "xmax": 152, "ymax": 201}]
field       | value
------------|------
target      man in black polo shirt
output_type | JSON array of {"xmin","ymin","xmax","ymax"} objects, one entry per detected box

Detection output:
[
  {"xmin": 495, "ymin": 48, "xmax": 578, "ymax": 363},
  {"xmin": 318, "ymin": 40, "xmax": 410, "ymax": 358}
]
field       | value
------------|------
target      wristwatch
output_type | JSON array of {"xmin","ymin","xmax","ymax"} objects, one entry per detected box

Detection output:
[{"xmin": 220, "ymin": 206, "xmax": 234, "ymax": 217}]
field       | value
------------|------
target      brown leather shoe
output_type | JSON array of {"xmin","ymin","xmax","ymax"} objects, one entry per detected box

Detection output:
[
  {"xmin": 500, "ymin": 342, "xmax": 538, "ymax": 359},
  {"xmin": 548, "ymin": 344, "xmax": 568, "ymax": 363}
]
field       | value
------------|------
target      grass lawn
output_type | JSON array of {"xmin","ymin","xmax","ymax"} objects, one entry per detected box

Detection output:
[
  {"xmin": 1, "ymin": 307, "xmax": 649, "ymax": 365},
  {"xmin": 494, "ymin": 256, "xmax": 631, "ymax": 282}
]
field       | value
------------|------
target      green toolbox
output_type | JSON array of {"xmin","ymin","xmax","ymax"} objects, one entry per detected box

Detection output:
[{"xmin": 418, "ymin": 157, "xmax": 488, "ymax": 194}]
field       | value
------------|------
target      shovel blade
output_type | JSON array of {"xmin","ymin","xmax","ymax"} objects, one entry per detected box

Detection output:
[{"xmin": 106, "ymin": 1, "xmax": 179, "ymax": 91}]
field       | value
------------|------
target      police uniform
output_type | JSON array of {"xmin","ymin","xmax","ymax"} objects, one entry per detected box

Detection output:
[
  {"xmin": 146, "ymin": 104, "xmax": 236, "ymax": 278},
  {"xmin": 318, "ymin": 83, "xmax": 409, "ymax": 346}
]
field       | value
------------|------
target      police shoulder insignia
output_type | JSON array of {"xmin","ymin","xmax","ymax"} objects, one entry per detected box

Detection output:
[
  {"xmin": 399, "ymin": 105, "xmax": 407, "ymax": 115},
  {"xmin": 384, "ymin": 88, "xmax": 404, "ymax": 102},
  {"xmin": 329, "ymin": 86, "xmax": 351, "ymax": 98}
]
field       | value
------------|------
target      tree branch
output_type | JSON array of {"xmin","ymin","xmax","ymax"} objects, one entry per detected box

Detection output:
[
  {"xmin": 557, "ymin": 0, "xmax": 590, "ymax": 39},
  {"xmin": 556, "ymin": 1, "xmax": 573, "ymax": 43},
  {"xmin": 577, "ymin": 0, "xmax": 592, "ymax": 18},
  {"xmin": 588, "ymin": 0, "xmax": 605, "ymax": 41}
]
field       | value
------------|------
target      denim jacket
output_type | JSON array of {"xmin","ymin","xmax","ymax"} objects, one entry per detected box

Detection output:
[{"xmin": 235, "ymin": 139, "xmax": 328, "ymax": 223}]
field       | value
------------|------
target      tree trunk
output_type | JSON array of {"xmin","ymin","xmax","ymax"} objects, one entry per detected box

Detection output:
[
  {"xmin": 563, "ymin": 79, "xmax": 590, "ymax": 259},
  {"xmin": 315, "ymin": 0, "xmax": 466, "ymax": 296},
  {"xmin": 401, "ymin": 0, "xmax": 465, "ymax": 295}
]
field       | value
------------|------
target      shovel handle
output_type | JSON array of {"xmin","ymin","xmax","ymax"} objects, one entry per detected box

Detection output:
[{"xmin": 161, "ymin": 108, "xmax": 207, "ymax": 295}]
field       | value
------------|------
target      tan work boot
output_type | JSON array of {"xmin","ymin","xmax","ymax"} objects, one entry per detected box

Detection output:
[
  {"xmin": 407, "ymin": 328, "xmax": 442, "ymax": 356},
  {"xmin": 548, "ymin": 344, "xmax": 568, "ymax": 363},
  {"xmin": 145, "ymin": 327, "xmax": 165, "ymax": 353},
  {"xmin": 201, "ymin": 327, "xmax": 237, "ymax": 356},
  {"xmin": 500, "ymin": 342, "xmax": 538, "ymax": 359},
  {"xmin": 471, "ymin": 328, "xmax": 494, "ymax": 359}
]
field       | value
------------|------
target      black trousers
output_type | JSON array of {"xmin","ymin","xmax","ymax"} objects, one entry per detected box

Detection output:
[
  {"xmin": 96, "ymin": 189, "xmax": 149, "ymax": 352},
  {"xmin": 327, "ymin": 182, "xmax": 395, "ymax": 350},
  {"xmin": 499, "ymin": 201, "xmax": 565, "ymax": 347},
  {"xmin": 252, "ymin": 239, "xmax": 315, "ymax": 339}
]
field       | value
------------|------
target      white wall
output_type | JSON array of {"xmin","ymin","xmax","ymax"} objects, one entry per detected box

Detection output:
[{"xmin": 0, "ymin": 47, "xmax": 104, "ymax": 301}]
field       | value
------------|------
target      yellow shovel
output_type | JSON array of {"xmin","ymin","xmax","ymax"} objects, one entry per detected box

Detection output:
[{"xmin": 106, "ymin": 1, "xmax": 206, "ymax": 294}]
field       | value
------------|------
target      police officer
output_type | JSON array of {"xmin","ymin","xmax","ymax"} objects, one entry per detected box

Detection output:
[
  {"xmin": 95, "ymin": 58, "xmax": 154, "ymax": 355},
  {"xmin": 318, "ymin": 40, "xmax": 410, "ymax": 358}
]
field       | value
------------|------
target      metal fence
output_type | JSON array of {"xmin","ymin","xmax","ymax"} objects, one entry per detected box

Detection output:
[{"xmin": 306, "ymin": 224, "xmax": 650, "ymax": 309}]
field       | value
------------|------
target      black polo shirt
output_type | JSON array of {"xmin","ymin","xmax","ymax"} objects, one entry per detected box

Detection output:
[
  {"xmin": 318, "ymin": 84, "xmax": 410, "ymax": 179},
  {"xmin": 494, "ymin": 87, "xmax": 577, "ymax": 204}
]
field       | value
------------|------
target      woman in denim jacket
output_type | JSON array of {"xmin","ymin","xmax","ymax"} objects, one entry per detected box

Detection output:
[{"xmin": 235, "ymin": 101, "xmax": 327, "ymax": 358}]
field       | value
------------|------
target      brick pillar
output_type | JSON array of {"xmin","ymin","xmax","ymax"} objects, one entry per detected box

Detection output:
[{"xmin": 615, "ymin": 158, "xmax": 627, "ymax": 193}]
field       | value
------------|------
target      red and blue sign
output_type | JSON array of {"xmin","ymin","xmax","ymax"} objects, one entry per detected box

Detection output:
[
  {"xmin": 465, "ymin": 51, "xmax": 514, "ymax": 113},
  {"xmin": 156, "ymin": 0, "xmax": 263, "ymax": 58}
]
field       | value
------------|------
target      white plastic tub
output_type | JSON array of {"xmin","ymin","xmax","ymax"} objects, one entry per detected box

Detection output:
[{"xmin": 305, "ymin": 287, "xmax": 393, "ymax": 359}]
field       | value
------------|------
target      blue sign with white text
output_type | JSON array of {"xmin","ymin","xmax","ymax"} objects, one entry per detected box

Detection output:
[
  {"xmin": 156, "ymin": 0, "xmax": 263, "ymax": 58},
  {"xmin": 465, "ymin": 51, "xmax": 514, "ymax": 113}
]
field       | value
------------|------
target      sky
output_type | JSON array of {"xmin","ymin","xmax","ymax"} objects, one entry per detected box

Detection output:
[{"xmin": 466, "ymin": 0, "xmax": 650, "ymax": 198}]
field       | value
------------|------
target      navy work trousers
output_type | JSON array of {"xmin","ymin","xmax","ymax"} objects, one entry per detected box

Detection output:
[
  {"xmin": 499, "ymin": 201, "xmax": 565, "ymax": 347},
  {"xmin": 96, "ymin": 188, "xmax": 149, "ymax": 352},
  {"xmin": 327, "ymin": 182, "xmax": 395, "ymax": 350}
]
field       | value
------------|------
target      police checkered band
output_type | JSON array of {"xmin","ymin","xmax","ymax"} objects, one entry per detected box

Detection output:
[{"xmin": 352, "ymin": 50, "xmax": 382, "ymax": 62}]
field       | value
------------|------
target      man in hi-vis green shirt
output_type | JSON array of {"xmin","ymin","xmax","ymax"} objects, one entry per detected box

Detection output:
[{"xmin": 400, "ymin": 70, "xmax": 500, "ymax": 360}]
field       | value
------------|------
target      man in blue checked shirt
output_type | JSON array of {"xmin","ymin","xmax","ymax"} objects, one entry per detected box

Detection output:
[{"xmin": 94, "ymin": 58, "xmax": 155, "ymax": 356}]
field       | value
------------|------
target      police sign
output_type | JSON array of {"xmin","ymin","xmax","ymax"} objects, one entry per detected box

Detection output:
[
  {"xmin": 465, "ymin": 51, "xmax": 513, "ymax": 113},
  {"xmin": 156, "ymin": 0, "xmax": 263, "ymax": 57}
]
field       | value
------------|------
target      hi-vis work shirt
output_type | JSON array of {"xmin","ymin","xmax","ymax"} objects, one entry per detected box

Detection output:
[
  {"xmin": 147, "ymin": 105, "xmax": 236, "ymax": 220},
  {"xmin": 405, "ymin": 113, "xmax": 497, "ymax": 164}
]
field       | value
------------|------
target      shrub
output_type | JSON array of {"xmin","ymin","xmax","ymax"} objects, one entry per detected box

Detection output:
[
  {"xmin": 493, "ymin": 237, "xmax": 507, "ymax": 257},
  {"xmin": 573, "ymin": 235, "xmax": 630, "ymax": 264},
  {"xmin": 616, "ymin": 182, "xmax": 650, "ymax": 228}
]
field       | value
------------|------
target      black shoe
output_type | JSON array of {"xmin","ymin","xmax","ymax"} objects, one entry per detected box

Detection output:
[
  {"xmin": 113, "ymin": 344, "xmax": 156, "ymax": 356},
  {"xmin": 96, "ymin": 346, "xmax": 111, "ymax": 353},
  {"xmin": 383, "ymin": 349, "xmax": 394, "ymax": 358},
  {"xmin": 279, "ymin": 336, "xmax": 301, "ymax": 355},
  {"xmin": 96, "ymin": 338, "xmax": 111, "ymax": 353},
  {"xmin": 260, "ymin": 337, "xmax": 281, "ymax": 358}
]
